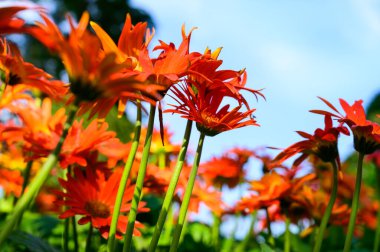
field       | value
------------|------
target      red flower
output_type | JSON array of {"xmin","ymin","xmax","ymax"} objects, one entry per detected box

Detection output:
[
  {"xmin": 0, "ymin": 4, "xmax": 41, "ymax": 34},
  {"xmin": 166, "ymin": 83, "xmax": 258, "ymax": 136},
  {"xmin": 55, "ymin": 168, "xmax": 149, "ymax": 239},
  {"xmin": 188, "ymin": 48, "xmax": 264, "ymax": 108},
  {"xmin": 0, "ymin": 38, "xmax": 68, "ymax": 99},
  {"xmin": 60, "ymin": 120, "xmax": 129, "ymax": 168},
  {"xmin": 272, "ymin": 115, "xmax": 348, "ymax": 168},
  {"xmin": 29, "ymin": 12, "xmax": 162, "ymax": 118},
  {"xmin": 199, "ymin": 148, "xmax": 253, "ymax": 188},
  {"xmin": 312, "ymin": 97, "xmax": 380, "ymax": 154},
  {"xmin": 6, "ymin": 98, "xmax": 66, "ymax": 160},
  {"xmin": 0, "ymin": 169, "xmax": 23, "ymax": 197}
]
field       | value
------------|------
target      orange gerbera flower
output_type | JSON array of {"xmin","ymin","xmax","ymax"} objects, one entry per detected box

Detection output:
[
  {"xmin": 0, "ymin": 168, "xmax": 23, "ymax": 197},
  {"xmin": 0, "ymin": 38, "xmax": 68, "ymax": 99},
  {"xmin": 290, "ymin": 185, "xmax": 350, "ymax": 226},
  {"xmin": 199, "ymin": 147, "xmax": 252, "ymax": 188},
  {"xmin": 237, "ymin": 172, "xmax": 292, "ymax": 212},
  {"xmin": 272, "ymin": 115, "xmax": 349, "ymax": 168},
  {"xmin": 0, "ymin": 4, "xmax": 41, "ymax": 34},
  {"xmin": 237, "ymin": 171, "xmax": 315, "ymax": 215},
  {"xmin": 55, "ymin": 167, "xmax": 149, "ymax": 239},
  {"xmin": 90, "ymin": 14, "xmax": 153, "ymax": 68},
  {"xmin": 312, "ymin": 97, "xmax": 380, "ymax": 154},
  {"xmin": 6, "ymin": 98, "xmax": 66, "ymax": 160},
  {"xmin": 29, "ymin": 12, "xmax": 162, "ymax": 118},
  {"xmin": 187, "ymin": 181, "xmax": 225, "ymax": 217},
  {"xmin": 188, "ymin": 47, "xmax": 264, "ymax": 108},
  {"xmin": 166, "ymin": 83, "xmax": 258, "ymax": 136},
  {"xmin": 60, "ymin": 120, "xmax": 129, "ymax": 168}
]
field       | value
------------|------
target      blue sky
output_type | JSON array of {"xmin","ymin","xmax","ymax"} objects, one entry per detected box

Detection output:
[
  {"xmin": 131, "ymin": 0, "xmax": 380, "ymax": 163},
  {"xmin": 129, "ymin": 0, "xmax": 380, "ymax": 236}
]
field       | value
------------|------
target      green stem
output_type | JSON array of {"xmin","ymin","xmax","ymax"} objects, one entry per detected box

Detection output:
[
  {"xmin": 20, "ymin": 161, "xmax": 33, "ymax": 196},
  {"xmin": 284, "ymin": 218, "xmax": 291, "ymax": 252},
  {"xmin": 374, "ymin": 166, "xmax": 380, "ymax": 252},
  {"xmin": 313, "ymin": 160, "xmax": 339, "ymax": 252},
  {"xmin": 123, "ymin": 104, "xmax": 156, "ymax": 252},
  {"xmin": 0, "ymin": 82, "xmax": 6, "ymax": 101},
  {"xmin": 63, "ymin": 218, "xmax": 69, "ymax": 252},
  {"xmin": 0, "ymin": 99, "xmax": 79, "ymax": 246},
  {"xmin": 148, "ymin": 120, "xmax": 193, "ymax": 252},
  {"xmin": 265, "ymin": 207, "xmax": 275, "ymax": 247},
  {"xmin": 169, "ymin": 132, "xmax": 206, "ymax": 252},
  {"xmin": 343, "ymin": 152, "xmax": 365, "ymax": 252},
  {"xmin": 85, "ymin": 224, "xmax": 93, "ymax": 252},
  {"xmin": 161, "ymin": 204, "xmax": 174, "ymax": 245},
  {"xmin": 236, "ymin": 212, "xmax": 256, "ymax": 252},
  {"xmin": 158, "ymin": 152, "xmax": 166, "ymax": 169},
  {"xmin": 14, "ymin": 160, "xmax": 33, "ymax": 227},
  {"xmin": 212, "ymin": 213, "xmax": 221, "ymax": 250},
  {"xmin": 108, "ymin": 101, "xmax": 142, "ymax": 252},
  {"xmin": 71, "ymin": 216, "xmax": 79, "ymax": 252}
]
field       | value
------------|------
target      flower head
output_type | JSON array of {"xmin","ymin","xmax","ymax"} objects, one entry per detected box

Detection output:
[
  {"xmin": 0, "ymin": 38, "xmax": 68, "ymax": 99},
  {"xmin": 166, "ymin": 83, "xmax": 258, "ymax": 136},
  {"xmin": 312, "ymin": 97, "xmax": 380, "ymax": 154},
  {"xmin": 29, "ymin": 12, "xmax": 162, "ymax": 118},
  {"xmin": 199, "ymin": 147, "xmax": 253, "ymax": 188},
  {"xmin": 55, "ymin": 167, "xmax": 149, "ymax": 239},
  {"xmin": 0, "ymin": 4, "xmax": 41, "ymax": 34},
  {"xmin": 272, "ymin": 115, "xmax": 348, "ymax": 168}
]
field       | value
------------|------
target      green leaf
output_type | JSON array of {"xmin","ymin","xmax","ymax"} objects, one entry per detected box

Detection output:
[
  {"xmin": 8, "ymin": 230, "xmax": 60, "ymax": 252},
  {"xmin": 260, "ymin": 243, "xmax": 275, "ymax": 252}
]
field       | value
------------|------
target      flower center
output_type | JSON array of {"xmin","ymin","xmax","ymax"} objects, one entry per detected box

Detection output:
[
  {"xmin": 201, "ymin": 111, "xmax": 220, "ymax": 125},
  {"xmin": 84, "ymin": 200, "xmax": 110, "ymax": 218},
  {"xmin": 8, "ymin": 72, "xmax": 22, "ymax": 85}
]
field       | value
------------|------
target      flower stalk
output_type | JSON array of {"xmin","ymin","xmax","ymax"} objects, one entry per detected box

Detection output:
[
  {"xmin": 108, "ymin": 101, "xmax": 142, "ymax": 252},
  {"xmin": 169, "ymin": 132, "xmax": 206, "ymax": 252},
  {"xmin": 123, "ymin": 104, "xmax": 156, "ymax": 252},
  {"xmin": 343, "ymin": 152, "xmax": 365, "ymax": 252},
  {"xmin": 0, "ymin": 99, "xmax": 79, "ymax": 247},
  {"xmin": 148, "ymin": 120, "xmax": 193, "ymax": 252},
  {"xmin": 313, "ymin": 160, "xmax": 339, "ymax": 252}
]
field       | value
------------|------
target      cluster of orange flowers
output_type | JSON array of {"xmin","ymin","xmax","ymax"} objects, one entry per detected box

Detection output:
[
  {"xmin": 1, "ymin": 2, "xmax": 380, "ymax": 251},
  {"xmin": 0, "ymin": 2, "xmax": 263, "ymax": 245}
]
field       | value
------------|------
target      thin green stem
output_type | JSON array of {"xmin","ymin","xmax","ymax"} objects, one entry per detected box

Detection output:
[
  {"xmin": 14, "ymin": 160, "xmax": 33, "ymax": 228},
  {"xmin": 212, "ymin": 213, "xmax": 221, "ymax": 250},
  {"xmin": 343, "ymin": 152, "xmax": 365, "ymax": 252},
  {"xmin": 161, "ymin": 204, "xmax": 174, "ymax": 245},
  {"xmin": 0, "ymin": 99, "xmax": 79, "ymax": 246},
  {"xmin": 158, "ymin": 152, "xmax": 166, "ymax": 169},
  {"xmin": 123, "ymin": 104, "xmax": 156, "ymax": 252},
  {"xmin": 0, "ymin": 82, "xmax": 6, "ymax": 101},
  {"xmin": 63, "ymin": 218, "xmax": 69, "ymax": 252},
  {"xmin": 313, "ymin": 160, "xmax": 339, "ymax": 252},
  {"xmin": 236, "ymin": 212, "xmax": 256, "ymax": 252},
  {"xmin": 374, "ymin": 165, "xmax": 380, "ymax": 252},
  {"xmin": 265, "ymin": 207, "xmax": 275, "ymax": 247},
  {"xmin": 85, "ymin": 224, "xmax": 93, "ymax": 252},
  {"xmin": 148, "ymin": 120, "xmax": 193, "ymax": 252},
  {"xmin": 284, "ymin": 218, "xmax": 291, "ymax": 252},
  {"xmin": 71, "ymin": 216, "xmax": 79, "ymax": 252},
  {"xmin": 108, "ymin": 102, "xmax": 142, "ymax": 252},
  {"xmin": 169, "ymin": 132, "xmax": 206, "ymax": 252},
  {"xmin": 20, "ymin": 161, "xmax": 33, "ymax": 196}
]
